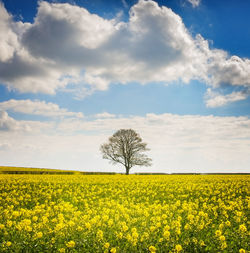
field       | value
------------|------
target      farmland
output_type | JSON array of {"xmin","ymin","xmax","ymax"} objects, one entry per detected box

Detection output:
[{"xmin": 0, "ymin": 173, "xmax": 249, "ymax": 252}]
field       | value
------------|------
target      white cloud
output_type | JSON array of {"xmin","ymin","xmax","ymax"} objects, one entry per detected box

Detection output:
[
  {"xmin": 0, "ymin": 111, "xmax": 21, "ymax": 131},
  {"xmin": 0, "ymin": 99, "xmax": 83, "ymax": 118},
  {"xmin": 208, "ymin": 56, "xmax": 250, "ymax": 88},
  {"xmin": 0, "ymin": 143, "xmax": 10, "ymax": 150},
  {"xmin": 0, "ymin": 1, "xmax": 249, "ymax": 104},
  {"xmin": 1, "ymin": 112, "xmax": 249, "ymax": 172},
  {"xmin": 94, "ymin": 112, "xmax": 116, "ymax": 118},
  {"xmin": 186, "ymin": 0, "xmax": 201, "ymax": 8},
  {"xmin": 0, "ymin": 110, "xmax": 51, "ymax": 132},
  {"xmin": 205, "ymin": 88, "xmax": 248, "ymax": 108},
  {"xmin": 0, "ymin": 3, "xmax": 19, "ymax": 62}
]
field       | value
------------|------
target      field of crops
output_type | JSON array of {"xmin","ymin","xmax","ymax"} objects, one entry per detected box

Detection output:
[
  {"xmin": 0, "ymin": 174, "xmax": 249, "ymax": 252},
  {"xmin": 0, "ymin": 166, "xmax": 79, "ymax": 174}
]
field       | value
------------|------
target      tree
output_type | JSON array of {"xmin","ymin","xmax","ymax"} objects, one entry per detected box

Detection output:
[{"xmin": 100, "ymin": 129, "xmax": 152, "ymax": 175}]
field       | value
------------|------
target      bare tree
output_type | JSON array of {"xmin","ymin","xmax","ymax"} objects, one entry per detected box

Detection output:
[{"xmin": 100, "ymin": 129, "xmax": 152, "ymax": 175}]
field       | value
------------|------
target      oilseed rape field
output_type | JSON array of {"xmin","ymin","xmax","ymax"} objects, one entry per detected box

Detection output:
[{"xmin": 0, "ymin": 174, "xmax": 249, "ymax": 252}]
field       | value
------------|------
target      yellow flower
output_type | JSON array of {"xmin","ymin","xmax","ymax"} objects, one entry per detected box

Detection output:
[
  {"xmin": 85, "ymin": 222, "xmax": 91, "ymax": 229},
  {"xmin": 150, "ymin": 226, "xmax": 156, "ymax": 232},
  {"xmin": 32, "ymin": 216, "xmax": 38, "ymax": 222},
  {"xmin": 108, "ymin": 219, "xmax": 114, "ymax": 226},
  {"xmin": 236, "ymin": 211, "xmax": 242, "ymax": 217},
  {"xmin": 163, "ymin": 230, "xmax": 170, "ymax": 239},
  {"xmin": 26, "ymin": 226, "xmax": 32, "ymax": 232},
  {"xmin": 97, "ymin": 229, "xmax": 103, "ymax": 240},
  {"xmin": 215, "ymin": 230, "xmax": 222, "ymax": 237},
  {"xmin": 162, "ymin": 214, "xmax": 167, "ymax": 219},
  {"xmin": 55, "ymin": 223, "xmax": 64, "ymax": 231},
  {"xmin": 7, "ymin": 221, "xmax": 12, "ymax": 227},
  {"xmin": 175, "ymin": 244, "xmax": 182, "ymax": 252},
  {"xmin": 104, "ymin": 243, "xmax": 110, "ymax": 249},
  {"xmin": 117, "ymin": 232, "xmax": 123, "ymax": 239},
  {"xmin": 66, "ymin": 240, "xmax": 75, "ymax": 248},
  {"xmin": 219, "ymin": 235, "xmax": 225, "ymax": 241},
  {"xmin": 239, "ymin": 249, "xmax": 246, "ymax": 253},
  {"xmin": 219, "ymin": 223, "xmax": 224, "ymax": 230},
  {"xmin": 131, "ymin": 227, "xmax": 137, "ymax": 233},
  {"xmin": 68, "ymin": 220, "xmax": 75, "ymax": 227},
  {"xmin": 110, "ymin": 247, "xmax": 116, "ymax": 253},
  {"xmin": 221, "ymin": 242, "xmax": 227, "ymax": 250},
  {"xmin": 6, "ymin": 241, "xmax": 12, "ymax": 247},
  {"xmin": 156, "ymin": 222, "xmax": 161, "ymax": 228},
  {"xmin": 12, "ymin": 211, "xmax": 19, "ymax": 217},
  {"xmin": 149, "ymin": 245, "xmax": 157, "ymax": 252},
  {"xmin": 59, "ymin": 248, "xmax": 66, "ymax": 253},
  {"xmin": 239, "ymin": 224, "xmax": 247, "ymax": 233},
  {"xmin": 176, "ymin": 228, "xmax": 181, "ymax": 235},
  {"xmin": 77, "ymin": 226, "xmax": 83, "ymax": 231},
  {"xmin": 122, "ymin": 225, "xmax": 128, "ymax": 232},
  {"xmin": 132, "ymin": 231, "xmax": 139, "ymax": 239},
  {"xmin": 36, "ymin": 232, "xmax": 43, "ymax": 238},
  {"xmin": 200, "ymin": 240, "xmax": 205, "ymax": 247},
  {"xmin": 164, "ymin": 225, "xmax": 170, "ymax": 230},
  {"xmin": 192, "ymin": 238, "xmax": 198, "ymax": 244}
]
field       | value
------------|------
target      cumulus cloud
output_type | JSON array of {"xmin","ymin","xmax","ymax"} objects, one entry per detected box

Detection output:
[
  {"xmin": 0, "ymin": 2, "xmax": 19, "ymax": 62},
  {"xmin": 205, "ymin": 88, "xmax": 248, "ymax": 108},
  {"xmin": 195, "ymin": 36, "xmax": 250, "ymax": 88},
  {"xmin": 208, "ymin": 56, "xmax": 250, "ymax": 88},
  {"xmin": 0, "ymin": 111, "xmax": 20, "ymax": 131},
  {"xmin": 0, "ymin": 99, "xmax": 83, "ymax": 118},
  {"xmin": 0, "ymin": 0, "xmax": 249, "ymax": 104},
  {"xmin": 0, "ymin": 110, "xmax": 52, "ymax": 132},
  {"xmin": 94, "ymin": 112, "xmax": 116, "ymax": 118}
]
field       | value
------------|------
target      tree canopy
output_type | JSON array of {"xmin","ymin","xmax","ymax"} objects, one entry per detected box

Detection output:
[{"xmin": 100, "ymin": 129, "xmax": 152, "ymax": 174}]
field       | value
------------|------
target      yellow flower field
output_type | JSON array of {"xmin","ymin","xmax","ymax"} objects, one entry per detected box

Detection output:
[{"xmin": 0, "ymin": 174, "xmax": 249, "ymax": 252}]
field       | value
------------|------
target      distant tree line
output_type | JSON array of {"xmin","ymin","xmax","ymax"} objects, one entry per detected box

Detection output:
[{"xmin": 1, "ymin": 171, "xmax": 117, "ymax": 175}]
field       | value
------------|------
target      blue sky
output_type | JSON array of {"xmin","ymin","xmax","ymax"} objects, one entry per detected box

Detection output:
[{"xmin": 0, "ymin": 0, "xmax": 249, "ymax": 173}]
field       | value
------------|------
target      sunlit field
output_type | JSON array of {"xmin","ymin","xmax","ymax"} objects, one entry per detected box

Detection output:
[{"xmin": 0, "ymin": 174, "xmax": 249, "ymax": 252}]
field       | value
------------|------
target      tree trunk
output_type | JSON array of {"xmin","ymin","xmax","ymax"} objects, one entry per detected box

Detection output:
[{"xmin": 125, "ymin": 166, "xmax": 129, "ymax": 175}]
